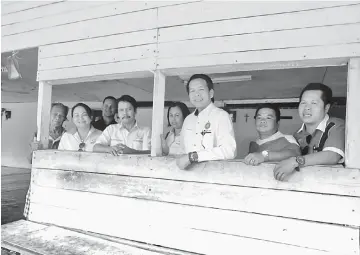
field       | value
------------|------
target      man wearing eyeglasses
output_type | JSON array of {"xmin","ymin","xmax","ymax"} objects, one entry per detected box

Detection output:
[
  {"xmin": 274, "ymin": 83, "xmax": 345, "ymax": 181},
  {"xmin": 176, "ymin": 74, "xmax": 237, "ymax": 170}
]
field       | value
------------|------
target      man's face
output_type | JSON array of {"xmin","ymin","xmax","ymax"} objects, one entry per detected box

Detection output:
[
  {"xmin": 299, "ymin": 90, "xmax": 329, "ymax": 125},
  {"xmin": 102, "ymin": 99, "xmax": 116, "ymax": 117},
  {"xmin": 255, "ymin": 108, "xmax": 278, "ymax": 135},
  {"xmin": 188, "ymin": 78, "xmax": 214, "ymax": 109},
  {"xmin": 50, "ymin": 105, "xmax": 66, "ymax": 128},
  {"xmin": 118, "ymin": 101, "xmax": 136, "ymax": 125}
]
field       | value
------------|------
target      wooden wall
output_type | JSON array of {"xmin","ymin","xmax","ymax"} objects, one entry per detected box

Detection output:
[
  {"xmin": 2, "ymin": 1, "xmax": 360, "ymax": 82},
  {"xmin": 26, "ymin": 150, "xmax": 360, "ymax": 255}
]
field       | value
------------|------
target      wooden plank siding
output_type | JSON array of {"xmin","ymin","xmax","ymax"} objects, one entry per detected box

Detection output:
[
  {"xmin": 32, "ymin": 151, "xmax": 360, "ymax": 197},
  {"xmin": 1, "ymin": 2, "xmax": 360, "ymax": 82},
  {"xmin": 25, "ymin": 151, "xmax": 360, "ymax": 255}
]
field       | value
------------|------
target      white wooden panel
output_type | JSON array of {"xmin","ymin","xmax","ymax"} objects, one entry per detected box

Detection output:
[
  {"xmin": 38, "ymin": 30, "xmax": 157, "ymax": 59},
  {"xmin": 30, "ymin": 168, "xmax": 360, "ymax": 227},
  {"xmin": 32, "ymin": 151, "xmax": 360, "ymax": 197},
  {"xmin": 1, "ymin": 1, "xmax": 193, "ymax": 36},
  {"xmin": 37, "ymin": 58, "xmax": 156, "ymax": 81},
  {"xmin": 28, "ymin": 185, "xmax": 359, "ymax": 254},
  {"xmin": 1, "ymin": 1, "xmax": 63, "ymax": 15},
  {"xmin": 157, "ymin": 44, "xmax": 360, "ymax": 74},
  {"xmin": 151, "ymin": 70, "xmax": 166, "ymax": 156},
  {"xmin": 2, "ymin": 9, "xmax": 157, "ymax": 53},
  {"xmin": 36, "ymin": 82, "xmax": 52, "ymax": 149},
  {"xmin": 2, "ymin": 224, "xmax": 163, "ymax": 255},
  {"xmin": 28, "ymin": 206, "xmax": 335, "ymax": 255},
  {"xmin": 38, "ymin": 44, "xmax": 157, "ymax": 71},
  {"xmin": 157, "ymin": 1, "xmax": 358, "ymax": 27},
  {"xmin": 159, "ymin": 4, "xmax": 360, "ymax": 43},
  {"xmin": 1, "ymin": 1, "xmax": 110, "ymax": 26},
  {"xmin": 346, "ymin": 58, "xmax": 360, "ymax": 169},
  {"xmin": 158, "ymin": 24, "xmax": 360, "ymax": 58}
]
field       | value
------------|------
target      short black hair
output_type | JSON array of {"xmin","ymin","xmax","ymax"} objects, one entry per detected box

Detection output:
[
  {"xmin": 51, "ymin": 103, "xmax": 69, "ymax": 119},
  {"xmin": 102, "ymin": 96, "xmax": 116, "ymax": 104},
  {"xmin": 186, "ymin": 74, "xmax": 215, "ymax": 103},
  {"xmin": 117, "ymin": 95, "xmax": 138, "ymax": 112},
  {"xmin": 299, "ymin": 83, "xmax": 332, "ymax": 106},
  {"xmin": 255, "ymin": 103, "xmax": 281, "ymax": 122},
  {"xmin": 167, "ymin": 102, "xmax": 191, "ymax": 127},
  {"xmin": 71, "ymin": 103, "xmax": 93, "ymax": 118}
]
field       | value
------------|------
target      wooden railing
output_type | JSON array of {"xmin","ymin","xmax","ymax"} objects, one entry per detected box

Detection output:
[{"xmin": 20, "ymin": 150, "xmax": 360, "ymax": 255}]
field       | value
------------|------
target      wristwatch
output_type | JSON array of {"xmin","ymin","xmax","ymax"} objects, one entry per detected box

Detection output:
[
  {"xmin": 261, "ymin": 150, "xmax": 269, "ymax": 161},
  {"xmin": 295, "ymin": 156, "xmax": 305, "ymax": 171},
  {"xmin": 188, "ymin": 151, "xmax": 199, "ymax": 163}
]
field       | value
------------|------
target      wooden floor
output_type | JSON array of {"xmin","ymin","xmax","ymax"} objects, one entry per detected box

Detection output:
[{"xmin": 1, "ymin": 166, "xmax": 31, "ymax": 225}]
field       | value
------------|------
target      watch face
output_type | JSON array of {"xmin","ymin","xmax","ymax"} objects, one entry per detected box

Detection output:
[{"xmin": 296, "ymin": 156, "xmax": 305, "ymax": 165}]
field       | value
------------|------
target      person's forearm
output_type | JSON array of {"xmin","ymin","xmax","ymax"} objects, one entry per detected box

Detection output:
[
  {"xmin": 128, "ymin": 149, "xmax": 151, "ymax": 154},
  {"xmin": 93, "ymin": 144, "xmax": 111, "ymax": 153},
  {"xmin": 303, "ymin": 151, "xmax": 341, "ymax": 167},
  {"xmin": 268, "ymin": 148, "xmax": 301, "ymax": 162}
]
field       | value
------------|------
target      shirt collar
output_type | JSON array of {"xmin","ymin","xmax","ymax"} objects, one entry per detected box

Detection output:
[
  {"xmin": 297, "ymin": 114, "xmax": 329, "ymax": 133},
  {"xmin": 74, "ymin": 126, "xmax": 96, "ymax": 141},
  {"xmin": 256, "ymin": 131, "xmax": 282, "ymax": 145},
  {"xmin": 119, "ymin": 121, "xmax": 139, "ymax": 131},
  {"xmin": 194, "ymin": 102, "xmax": 215, "ymax": 118}
]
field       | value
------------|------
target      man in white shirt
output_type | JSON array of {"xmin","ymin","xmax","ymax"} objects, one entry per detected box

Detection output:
[
  {"xmin": 177, "ymin": 74, "xmax": 237, "ymax": 170},
  {"xmin": 93, "ymin": 95, "xmax": 151, "ymax": 156}
]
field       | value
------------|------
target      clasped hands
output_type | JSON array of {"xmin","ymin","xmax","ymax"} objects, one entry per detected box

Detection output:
[{"xmin": 108, "ymin": 143, "xmax": 132, "ymax": 156}]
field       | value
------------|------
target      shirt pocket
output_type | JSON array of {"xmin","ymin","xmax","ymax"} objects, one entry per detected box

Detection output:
[
  {"xmin": 201, "ymin": 130, "xmax": 215, "ymax": 149},
  {"xmin": 132, "ymin": 138, "xmax": 144, "ymax": 150}
]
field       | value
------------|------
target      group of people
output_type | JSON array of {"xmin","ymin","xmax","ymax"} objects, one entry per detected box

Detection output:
[{"xmin": 29, "ymin": 74, "xmax": 345, "ymax": 181}]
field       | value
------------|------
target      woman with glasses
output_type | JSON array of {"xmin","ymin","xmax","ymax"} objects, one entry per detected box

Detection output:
[
  {"xmin": 244, "ymin": 104, "xmax": 300, "ymax": 166},
  {"xmin": 160, "ymin": 102, "xmax": 190, "ymax": 156},
  {"xmin": 58, "ymin": 103, "xmax": 102, "ymax": 152}
]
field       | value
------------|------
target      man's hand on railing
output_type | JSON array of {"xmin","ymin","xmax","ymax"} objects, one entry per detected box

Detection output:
[
  {"xmin": 273, "ymin": 157, "xmax": 298, "ymax": 181},
  {"xmin": 176, "ymin": 154, "xmax": 191, "ymax": 170}
]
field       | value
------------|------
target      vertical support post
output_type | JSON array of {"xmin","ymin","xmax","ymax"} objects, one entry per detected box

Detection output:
[
  {"xmin": 151, "ymin": 70, "xmax": 166, "ymax": 156},
  {"xmin": 36, "ymin": 81, "xmax": 52, "ymax": 149},
  {"xmin": 345, "ymin": 58, "xmax": 360, "ymax": 169}
]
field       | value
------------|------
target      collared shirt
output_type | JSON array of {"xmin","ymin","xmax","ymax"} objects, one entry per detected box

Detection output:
[
  {"xmin": 250, "ymin": 131, "xmax": 299, "ymax": 153},
  {"xmin": 58, "ymin": 126, "xmax": 102, "ymax": 152},
  {"xmin": 294, "ymin": 114, "xmax": 345, "ymax": 161},
  {"xmin": 32, "ymin": 128, "xmax": 65, "ymax": 149},
  {"xmin": 95, "ymin": 122, "xmax": 151, "ymax": 150},
  {"xmin": 181, "ymin": 103, "xmax": 237, "ymax": 162},
  {"xmin": 92, "ymin": 117, "xmax": 117, "ymax": 131},
  {"xmin": 165, "ymin": 129, "xmax": 184, "ymax": 155}
]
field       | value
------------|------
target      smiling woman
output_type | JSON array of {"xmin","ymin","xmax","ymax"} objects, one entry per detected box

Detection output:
[{"xmin": 58, "ymin": 103, "xmax": 102, "ymax": 152}]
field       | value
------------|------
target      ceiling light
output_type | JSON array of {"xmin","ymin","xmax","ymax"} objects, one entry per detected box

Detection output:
[{"xmin": 180, "ymin": 75, "xmax": 252, "ymax": 85}]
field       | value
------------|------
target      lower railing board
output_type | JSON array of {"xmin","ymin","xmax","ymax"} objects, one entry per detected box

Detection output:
[
  {"xmin": 30, "ymin": 169, "xmax": 360, "ymax": 227},
  {"xmin": 28, "ymin": 186, "xmax": 360, "ymax": 255},
  {"xmin": 28, "ymin": 203, "xmax": 347, "ymax": 255},
  {"xmin": 1, "ymin": 220, "xmax": 165, "ymax": 255}
]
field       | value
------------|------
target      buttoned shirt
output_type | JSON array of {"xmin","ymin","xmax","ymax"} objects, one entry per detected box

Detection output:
[
  {"xmin": 165, "ymin": 129, "xmax": 184, "ymax": 155},
  {"xmin": 294, "ymin": 114, "xmax": 345, "ymax": 162},
  {"xmin": 58, "ymin": 126, "xmax": 102, "ymax": 152},
  {"xmin": 181, "ymin": 103, "xmax": 237, "ymax": 162},
  {"xmin": 95, "ymin": 122, "xmax": 151, "ymax": 150}
]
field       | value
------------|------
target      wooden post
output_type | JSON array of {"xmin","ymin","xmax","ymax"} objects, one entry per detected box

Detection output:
[
  {"xmin": 345, "ymin": 58, "xmax": 360, "ymax": 169},
  {"xmin": 36, "ymin": 81, "xmax": 52, "ymax": 149},
  {"xmin": 151, "ymin": 70, "xmax": 166, "ymax": 156}
]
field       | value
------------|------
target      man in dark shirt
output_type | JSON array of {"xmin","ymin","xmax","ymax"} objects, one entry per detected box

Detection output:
[{"xmin": 93, "ymin": 96, "xmax": 117, "ymax": 131}]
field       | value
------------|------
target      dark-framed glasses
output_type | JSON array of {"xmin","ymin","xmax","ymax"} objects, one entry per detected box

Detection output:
[{"xmin": 78, "ymin": 142, "xmax": 85, "ymax": 151}]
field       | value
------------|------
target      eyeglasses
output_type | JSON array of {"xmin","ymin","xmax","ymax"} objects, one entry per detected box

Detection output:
[{"xmin": 78, "ymin": 142, "xmax": 85, "ymax": 151}]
